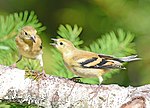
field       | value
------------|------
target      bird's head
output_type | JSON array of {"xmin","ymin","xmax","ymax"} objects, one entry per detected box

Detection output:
[
  {"xmin": 51, "ymin": 38, "xmax": 75, "ymax": 54},
  {"xmin": 19, "ymin": 26, "xmax": 37, "ymax": 43}
]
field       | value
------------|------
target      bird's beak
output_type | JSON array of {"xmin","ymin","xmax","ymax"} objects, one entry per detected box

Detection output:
[
  {"xmin": 30, "ymin": 36, "xmax": 36, "ymax": 43},
  {"xmin": 50, "ymin": 38, "xmax": 57, "ymax": 46},
  {"xmin": 51, "ymin": 38, "xmax": 58, "ymax": 42}
]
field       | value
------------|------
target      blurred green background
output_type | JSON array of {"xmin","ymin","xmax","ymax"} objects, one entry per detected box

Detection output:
[{"xmin": 0, "ymin": 0, "xmax": 149, "ymax": 86}]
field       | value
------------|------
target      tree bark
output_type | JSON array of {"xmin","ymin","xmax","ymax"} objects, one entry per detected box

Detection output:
[{"xmin": 0, "ymin": 65, "xmax": 149, "ymax": 108}]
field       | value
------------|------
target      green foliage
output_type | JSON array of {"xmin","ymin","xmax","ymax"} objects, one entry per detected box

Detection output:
[
  {"xmin": 85, "ymin": 29, "xmax": 136, "ymax": 56},
  {"xmin": 0, "ymin": 11, "xmax": 46, "ymax": 70},
  {"xmin": 57, "ymin": 24, "xmax": 83, "ymax": 46},
  {"xmin": 51, "ymin": 25, "xmax": 137, "ymax": 84},
  {"xmin": 0, "ymin": 102, "xmax": 37, "ymax": 108}
]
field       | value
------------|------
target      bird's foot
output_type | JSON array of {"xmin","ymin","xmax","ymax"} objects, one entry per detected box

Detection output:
[
  {"xmin": 40, "ymin": 69, "xmax": 47, "ymax": 80},
  {"xmin": 10, "ymin": 63, "xmax": 17, "ymax": 68},
  {"xmin": 69, "ymin": 77, "xmax": 82, "ymax": 83}
]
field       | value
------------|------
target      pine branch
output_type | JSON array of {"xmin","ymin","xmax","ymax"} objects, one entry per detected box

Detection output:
[
  {"xmin": 57, "ymin": 24, "xmax": 83, "ymax": 46},
  {"xmin": 85, "ymin": 29, "xmax": 136, "ymax": 56}
]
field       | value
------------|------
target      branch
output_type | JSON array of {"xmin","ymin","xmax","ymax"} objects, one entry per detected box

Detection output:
[{"xmin": 0, "ymin": 65, "xmax": 149, "ymax": 108}]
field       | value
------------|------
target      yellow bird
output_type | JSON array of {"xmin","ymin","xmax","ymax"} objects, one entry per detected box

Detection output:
[
  {"xmin": 51, "ymin": 38, "xmax": 140, "ymax": 84},
  {"xmin": 14, "ymin": 26, "xmax": 45, "ymax": 76}
]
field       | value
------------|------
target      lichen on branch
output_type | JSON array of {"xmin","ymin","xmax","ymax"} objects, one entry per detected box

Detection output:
[{"xmin": 0, "ymin": 65, "xmax": 149, "ymax": 108}]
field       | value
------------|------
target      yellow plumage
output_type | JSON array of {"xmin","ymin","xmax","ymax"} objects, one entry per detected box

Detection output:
[
  {"xmin": 52, "ymin": 38, "xmax": 140, "ymax": 84},
  {"xmin": 15, "ymin": 26, "xmax": 45, "ymax": 76}
]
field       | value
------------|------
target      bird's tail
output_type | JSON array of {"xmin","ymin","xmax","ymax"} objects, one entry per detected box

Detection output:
[{"xmin": 118, "ymin": 55, "xmax": 141, "ymax": 62}]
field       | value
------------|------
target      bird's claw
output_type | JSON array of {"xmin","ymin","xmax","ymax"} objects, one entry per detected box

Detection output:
[
  {"xmin": 69, "ymin": 77, "xmax": 82, "ymax": 83},
  {"xmin": 10, "ymin": 63, "xmax": 17, "ymax": 68}
]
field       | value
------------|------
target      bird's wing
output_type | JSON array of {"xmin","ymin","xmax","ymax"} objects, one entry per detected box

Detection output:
[
  {"xmin": 15, "ymin": 36, "xmax": 26, "ymax": 47},
  {"xmin": 15, "ymin": 35, "xmax": 30, "ymax": 51},
  {"xmin": 32, "ymin": 35, "xmax": 43, "ymax": 52},
  {"xmin": 75, "ymin": 53, "xmax": 125, "ymax": 69},
  {"xmin": 98, "ymin": 54, "xmax": 123, "ymax": 62}
]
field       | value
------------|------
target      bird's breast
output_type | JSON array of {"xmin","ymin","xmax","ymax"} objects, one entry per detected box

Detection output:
[
  {"xmin": 18, "ymin": 45, "xmax": 42, "ymax": 59},
  {"xmin": 71, "ymin": 67, "xmax": 105, "ymax": 78}
]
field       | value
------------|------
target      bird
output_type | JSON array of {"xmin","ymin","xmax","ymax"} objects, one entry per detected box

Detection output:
[
  {"xmin": 51, "ymin": 38, "xmax": 141, "ymax": 84},
  {"xmin": 14, "ymin": 26, "xmax": 46, "ymax": 77}
]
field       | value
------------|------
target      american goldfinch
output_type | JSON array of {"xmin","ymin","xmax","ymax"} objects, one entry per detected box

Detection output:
[
  {"xmin": 51, "ymin": 38, "xmax": 140, "ymax": 84},
  {"xmin": 14, "ymin": 26, "xmax": 45, "ymax": 77}
]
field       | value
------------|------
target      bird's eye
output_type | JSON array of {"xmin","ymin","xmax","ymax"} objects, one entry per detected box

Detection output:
[
  {"xmin": 60, "ymin": 42, "xmax": 63, "ymax": 45},
  {"xmin": 24, "ymin": 32, "xmax": 28, "ymax": 35}
]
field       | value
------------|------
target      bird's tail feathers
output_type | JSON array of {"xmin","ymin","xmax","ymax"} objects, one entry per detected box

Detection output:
[{"xmin": 119, "ymin": 55, "xmax": 141, "ymax": 62}]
